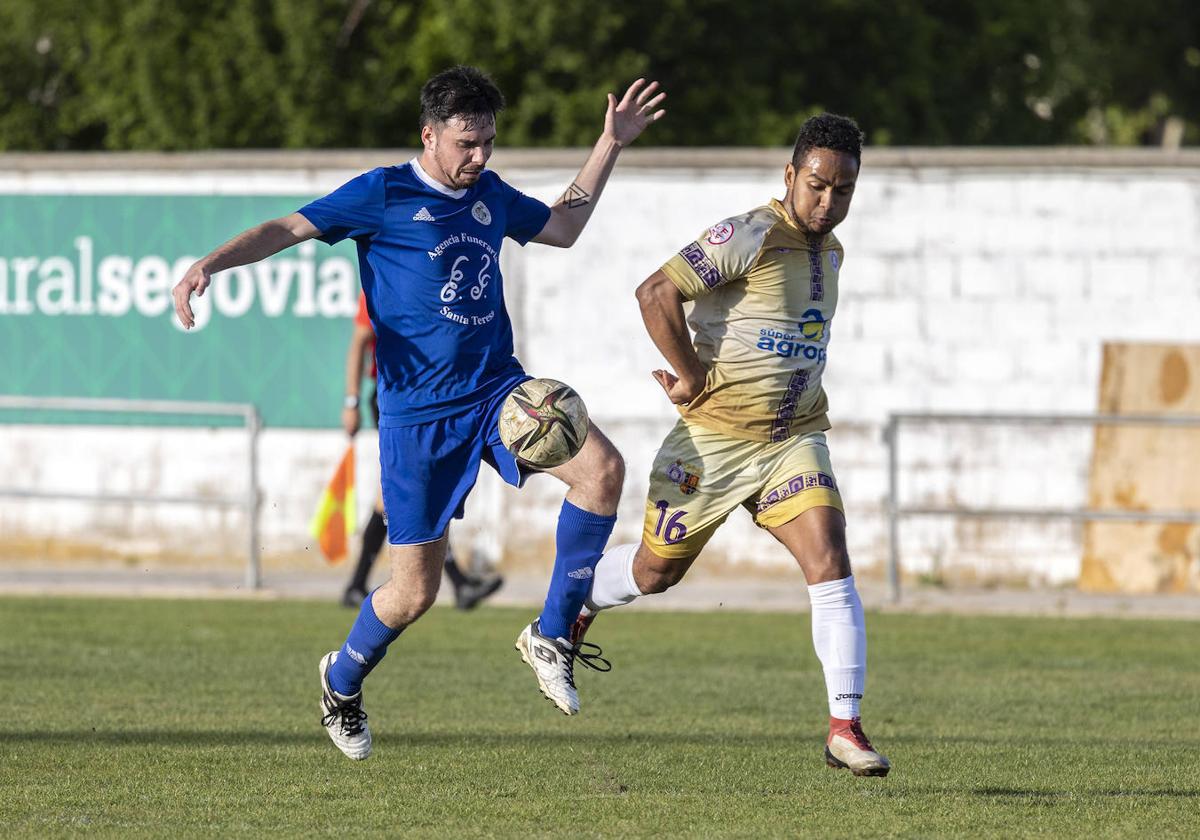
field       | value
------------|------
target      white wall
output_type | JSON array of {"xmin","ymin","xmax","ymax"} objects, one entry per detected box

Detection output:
[{"xmin": 3, "ymin": 151, "xmax": 1199, "ymax": 584}]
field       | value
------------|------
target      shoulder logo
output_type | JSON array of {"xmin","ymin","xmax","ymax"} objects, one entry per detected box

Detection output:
[
  {"xmin": 413, "ymin": 207, "xmax": 436, "ymax": 222},
  {"xmin": 471, "ymin": 201, "xmax": 492, "ymax": 225},
  {"xmin": 830, "ymin": 251, "xmax": 840, "ymax": 270},
  {"xmin": 706, "ymin": 222, "xmax": 734, "ymax": 245}
]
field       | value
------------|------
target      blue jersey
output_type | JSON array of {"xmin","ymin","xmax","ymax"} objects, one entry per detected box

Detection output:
[{"xmin": 298, "ymin": 160, "xmax": 551, "ymax": 424}]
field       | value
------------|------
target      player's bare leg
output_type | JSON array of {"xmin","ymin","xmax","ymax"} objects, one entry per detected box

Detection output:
[
  {"xmin": 321, "ymin": 538, "xmax": 447, "ymax": 759},
  {"xmin": 570, "ymin": 540, "xmax": 699, "ymax": 646},
  {"xmin": 516, "ymin": 424, "xmax": 623, "ymax": 714},
  {"xmin": 768, "ymin": 507, "xmax": 890, "ymax": 777},
  {"xmin": 545, "ymin": 422, "xmax": 624, "ymax": 515}
]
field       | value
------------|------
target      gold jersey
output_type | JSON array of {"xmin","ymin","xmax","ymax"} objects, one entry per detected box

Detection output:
[{"xmin": 659, "ymin": 198, "xmax": 843, "ymax": 442}]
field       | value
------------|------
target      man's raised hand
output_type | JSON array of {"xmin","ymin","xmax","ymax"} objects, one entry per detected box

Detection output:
[
  {"xmin": 605, "ymin": 78, "xmax": 666, "ymax": 147},
  {"xmin": 172, "ymin": 263, "xmax": 212, "ymax": 330}
]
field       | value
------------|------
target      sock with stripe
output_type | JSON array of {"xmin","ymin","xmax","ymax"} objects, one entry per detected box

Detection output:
[
  {"xmin": 536, "ymin": 500, "xmax": 617, "ymax": 640},
  {"xmin": 328, "ymin": 590, "xmax": 402, "ymax": 697}
]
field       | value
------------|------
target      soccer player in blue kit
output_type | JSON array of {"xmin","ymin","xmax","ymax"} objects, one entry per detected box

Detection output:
[{"xmin": 172, "ymin": 66, "xmax": 665, "ymax": 760}]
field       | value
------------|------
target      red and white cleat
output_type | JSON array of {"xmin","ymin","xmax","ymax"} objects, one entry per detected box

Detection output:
[{"xmin": 825, "ymin": 716, "xmax": 890, "ymax": 777}]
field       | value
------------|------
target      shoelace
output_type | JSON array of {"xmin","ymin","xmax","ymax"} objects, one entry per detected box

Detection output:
[
  {"xmin": 550, "ymin": 639, "xmax": 613, "ymax": 690},
  {"xmin": 846, "ymin": 718, "xmax": 875, "ymax": 751},
  {"xmin": 322, "ymin": 697, "xmax": 368, "ymax": 736},
  {"xmin": 562, "ymin": 640, "xmax": 612, "ymax": 689}
]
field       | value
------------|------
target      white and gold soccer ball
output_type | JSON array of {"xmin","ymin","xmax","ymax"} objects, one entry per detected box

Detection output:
[{"xmin": 498, "ymin": 378, "xmax": 589, "ymax": 469}]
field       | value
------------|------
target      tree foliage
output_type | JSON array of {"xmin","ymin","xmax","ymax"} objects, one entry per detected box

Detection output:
[{"xmin": 1, "ymin": 0, "xmax": 1197, "ymax": 151}]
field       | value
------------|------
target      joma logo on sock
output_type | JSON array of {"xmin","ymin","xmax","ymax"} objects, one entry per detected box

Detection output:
[
  {"xmin": 834, "ymin": 692, "xmax": 863, "ymax": 701},
  {"xmin": 567, "ymin": 567, "xmax": 594, "ymax": 580},
  {"xmin": 345, "ymin": 644, "xmax": 367, "ymax": 665}
]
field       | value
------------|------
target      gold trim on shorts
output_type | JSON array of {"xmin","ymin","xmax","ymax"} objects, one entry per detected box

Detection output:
[{"xmin": 642, "ymin": 420, "xmax": 843, "ymax": 559}]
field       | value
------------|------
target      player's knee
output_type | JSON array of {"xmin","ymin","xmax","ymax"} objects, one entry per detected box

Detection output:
[
  {"xmin": 808, "ymin": 546, "xmax": 852, "ymax": 583},
  {"xmin": 633, "ymin": 552, "xmax": 688, "ymax": 594},
  {"xmin": 592, "ymin": 450, "xmax": 625, "ymax": 500},
  {"xmin": 638, "ymin": 567, "xmax": 678, "ymax": 594}
]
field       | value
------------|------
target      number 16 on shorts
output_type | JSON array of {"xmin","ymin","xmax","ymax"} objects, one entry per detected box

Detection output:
[{"xmin": 652, "ymin": 500, "xmax": 688, "ymax": 544}]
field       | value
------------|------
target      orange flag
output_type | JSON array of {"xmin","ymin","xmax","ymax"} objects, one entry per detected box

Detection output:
[{"xmin": 309, "ymin": 444, "xmax": 357, "ymax": 564}]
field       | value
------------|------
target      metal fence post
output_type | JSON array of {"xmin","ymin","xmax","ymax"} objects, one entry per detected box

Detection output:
[
  {"xmin": 885, "ymin": 415, "xmax": 901, "ymax": 604},
  {"xmin": 245, "ymin": 406, "xmax": 262, "ymax": 591}
]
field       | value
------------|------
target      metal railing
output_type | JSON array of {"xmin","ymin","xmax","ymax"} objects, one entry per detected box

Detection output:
[
  {"xmin": 883, "ymin": 411, "xmax": 1200, "ymax": 603},
  {"xmin": 0, "ymin": 396, "xmax": 262, "ymax": 589}
]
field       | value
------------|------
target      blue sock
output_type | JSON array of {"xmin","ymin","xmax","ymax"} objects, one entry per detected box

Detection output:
[
  {"xmin": 328, "ymin": 591, "xmax": 402, "ymax": 697},
  {"xmin": 537, "ymin": 500, "xmax": 617, "ymax": 640}
]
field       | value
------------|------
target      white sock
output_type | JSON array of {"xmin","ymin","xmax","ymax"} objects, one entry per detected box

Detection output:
[
  {"xmin": 583, "ymin": 543, "xmax": 643, "ymax": 612},
  {"xmin": 807, "ymin": 575, "xmax": 867, "ymax": 719}
]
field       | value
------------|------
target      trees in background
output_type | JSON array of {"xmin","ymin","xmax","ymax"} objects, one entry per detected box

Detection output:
[{"xmin": 2, "ymin": 0, "xmax": 1196, "ymax": 150}]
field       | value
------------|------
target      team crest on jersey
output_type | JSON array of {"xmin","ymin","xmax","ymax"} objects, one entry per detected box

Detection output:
[
  {"xmin": 706, "ymin": 222, "xmax": 734, "ymax": 245},
  {"xmin": 830, "ymin": 251, "xmax": 840, "ymax": 270},
  {"xmin": 472, "ymin": 201, "xmax": 492, "ymax": 225},
  {"xmin": 666, "ymin": 460, "xmax": 702, "ymax": 495}
]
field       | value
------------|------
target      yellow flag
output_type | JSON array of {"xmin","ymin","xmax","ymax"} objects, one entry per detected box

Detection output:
[{"xmin": 309, "ymin": 444, "xmax": 357, "ymax": 564}]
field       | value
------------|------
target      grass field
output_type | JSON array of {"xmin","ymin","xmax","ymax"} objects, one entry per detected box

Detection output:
[{"xmin": 2, "ymin": 596, "xmax": 1197, "ymax": 838}]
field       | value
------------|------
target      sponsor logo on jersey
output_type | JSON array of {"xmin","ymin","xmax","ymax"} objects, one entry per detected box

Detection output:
[
  {"xmin": 666, "ymin": 460, "xmax": 702, "ymax": 495},
  {"xmin": 706, "ymin": 222, "xmax": 734, "ymax": 245},
  {"xmin": 679, "ymin": 242, "xmax": 725, "ymax": 288},
  {"xmin": 412, "ymin": 206, "xmax": 436, "ymax": 221},
  {"xmin": 471, "ymin": 201, "xmax": 492, "ymax": 225},
  {"xmin": 756, "ymin": 309, "xmax": 829, "ymax": 360}
]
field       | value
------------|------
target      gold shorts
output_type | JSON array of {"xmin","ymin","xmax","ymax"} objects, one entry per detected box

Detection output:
[{"xmin": 642, "ymin": 419, "xmax": 842, "ymax": 559}]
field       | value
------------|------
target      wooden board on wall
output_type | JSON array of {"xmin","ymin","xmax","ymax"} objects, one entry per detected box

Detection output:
[{"xmin": 1081, "ymin": 343, "xmax": 1200, "ymax": 593}]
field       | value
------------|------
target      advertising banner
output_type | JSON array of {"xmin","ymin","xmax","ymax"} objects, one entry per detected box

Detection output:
[{"xmin": 0, "ymin": 194, "xmax": 358, "ymax": 428}]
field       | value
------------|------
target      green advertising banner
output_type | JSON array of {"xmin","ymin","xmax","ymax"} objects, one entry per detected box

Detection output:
[{"xmin": 0, "ymin": 194, "xmax": 359, "ymax": 428}]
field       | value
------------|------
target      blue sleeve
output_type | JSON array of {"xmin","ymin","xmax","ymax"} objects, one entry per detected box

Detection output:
[
  {"xmin": 499, "ymin": 178, "xmax": 552, "ymax": 245},
  {"xmin": 297, "ymin": 169, "xmax": 385, "ymax": 245}
]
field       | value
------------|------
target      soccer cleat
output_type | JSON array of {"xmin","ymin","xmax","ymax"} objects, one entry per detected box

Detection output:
[
  {"xmin": 454, "ymin": 574, "xmax": 504, "ymax": 610},
  {"xmin": 825, "ymin": 716, "xmax": 890, "ymax": 777},
  {"xmin": 515, "ymin": 620, "xmax": 610, "ymax": 715},
  {"xmin": 319, "ymin": 651, "xmax": 372, "ymax": 760}
]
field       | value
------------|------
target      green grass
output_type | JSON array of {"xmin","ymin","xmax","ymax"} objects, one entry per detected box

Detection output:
[{"xmin": 2, "ymin": 597, "xmax": 1197, "ymax": 838}]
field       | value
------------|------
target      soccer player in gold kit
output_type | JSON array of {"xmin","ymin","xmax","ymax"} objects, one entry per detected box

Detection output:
[{"xmin": 576, "ymin": 114, "xmax": 889, "ymax": 776}]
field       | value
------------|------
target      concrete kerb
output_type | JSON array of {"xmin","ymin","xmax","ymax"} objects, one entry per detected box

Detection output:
[{"xmin": 2, "ymin": 562, "xmax": 1197, "ymax": 620}]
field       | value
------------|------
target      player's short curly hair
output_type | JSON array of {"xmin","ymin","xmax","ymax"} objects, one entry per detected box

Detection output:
[
  {"xmin": 791, "ymin": 113, "xmax": 864, "ymax": 167},
  {"xmin": 419, "ymin": 66, "xmax": 505, "ymax": 129}
]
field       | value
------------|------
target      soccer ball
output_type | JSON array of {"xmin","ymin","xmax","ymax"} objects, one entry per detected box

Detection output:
[{"xmin": 498, "ymin": 378, "xmax": 589, "ymax": 469}]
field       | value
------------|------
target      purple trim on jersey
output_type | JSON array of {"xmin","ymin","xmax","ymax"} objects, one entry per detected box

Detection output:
[
  {"xmin": 770, "ymin": 369, "xmax": 811, "ymax": 442},
  {"xmin": 806, "ymin": 237, "xmax": 825, "ymax": 302},
  {"xmin": 680, "ymin": 242, "xmax": 725, "ymax": 289}
]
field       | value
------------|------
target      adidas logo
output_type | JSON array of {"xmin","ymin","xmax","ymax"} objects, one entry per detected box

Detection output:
[
  {"xmin": 412, "ymin": 207, "xmax": 436, "ymax": 222},
  {"xmin": 567, "ymin": 567, "xmax": 594, "ymax": 580}
]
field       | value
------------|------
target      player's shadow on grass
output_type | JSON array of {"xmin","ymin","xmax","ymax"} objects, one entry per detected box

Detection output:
[
  {"xmin": 970, "ymin": 787, "xmax": 1200, "ymax": 800},
  {"xmin": 885, "ymin": 732, "xmax": 1200, "ymax": 748},
  {"xmin": 3, "ymin": 729, "xmax": 846, "ymax": 749}
]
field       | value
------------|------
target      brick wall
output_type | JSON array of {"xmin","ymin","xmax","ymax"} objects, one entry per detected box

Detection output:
[{"xmin": 3, "ymin": 151, "xmax": 1198, "ymax": 585}]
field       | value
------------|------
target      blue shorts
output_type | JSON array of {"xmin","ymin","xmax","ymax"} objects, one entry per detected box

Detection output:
[{"xmin": 378, "ymin": 374, "xmax": 531, "ymax": 545}]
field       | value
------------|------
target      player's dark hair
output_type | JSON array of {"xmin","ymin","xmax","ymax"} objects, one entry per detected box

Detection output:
[
  {"xmin": 791, "ymin": 113, "xmax": 864, "ymax": 166},
  {"xmin": 419, "ymin": 66, "xmax": 505, "ymax": 130}
]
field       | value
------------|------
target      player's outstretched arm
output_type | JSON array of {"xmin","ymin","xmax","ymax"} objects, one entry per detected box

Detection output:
[
  {"xmin": 173, "ymin": 212, "xmax": 321, "ymax": 329},
  {"xmin": 635, "ymin": 270, "xmax": 707, "ymax": 405},
  {"xmin": 532, "ymin": 78, "xmax": 666, "ymax": 248}
]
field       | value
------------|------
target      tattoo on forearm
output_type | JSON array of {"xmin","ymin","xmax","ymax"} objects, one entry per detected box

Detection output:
[{"xmin": 559, "ymin": 182, "xmax": 591, "ymax": 209}]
